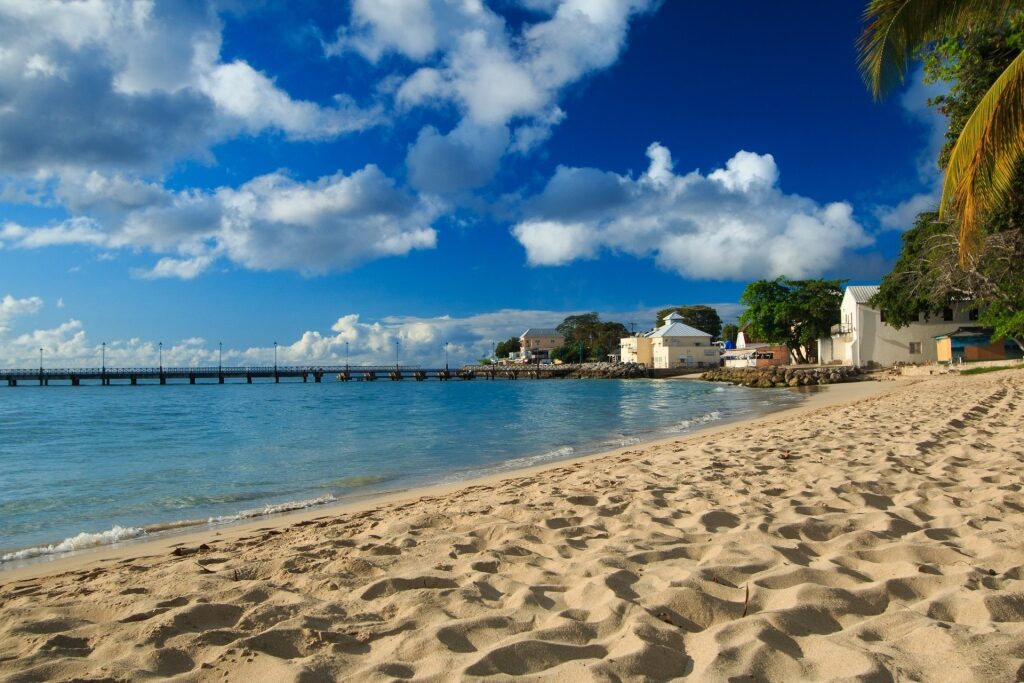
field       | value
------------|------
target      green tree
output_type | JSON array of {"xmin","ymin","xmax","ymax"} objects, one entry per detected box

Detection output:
[
  {"xmin": 859, "ymin": 0, "xmax": 1024, "ymax": 262},
  {"xmin": 870, "ymin": 18, "xmax": 1024, "ymax": 350},
  {"xmin": 654, "ymin": 305, "xmax": 723, "ymax": 339},
  {"xmin": 555, "ymin": 313, "xmax": 629, "ymax": 362},
  {"xmin": 494, "ymin": 337, "xmax": 520, "ymax": 359},
  {"xmin": 721, "ymin": 323, "xmax": 739, "ymax": 344},
  {"xmin": 739, "ymin": 278, "xmax": 846, "ymax": 364},
  {"xmin": 872, "ymin": 213, "xmax": 1024, "ymax": 349}
]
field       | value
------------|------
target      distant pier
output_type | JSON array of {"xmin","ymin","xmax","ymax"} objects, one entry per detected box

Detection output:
[{"xmin": 0, "ymin": 364, "xmax": 591, "ymax": 386}]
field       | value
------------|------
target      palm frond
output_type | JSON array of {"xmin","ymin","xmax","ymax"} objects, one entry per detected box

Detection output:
[
  {"xmin": 939, "ymin": 49, "xmax": 1024, "ymax": 262},
  {"xmin": 858, "ymin": 0, "xmax": 1016, "ymax": 100}
]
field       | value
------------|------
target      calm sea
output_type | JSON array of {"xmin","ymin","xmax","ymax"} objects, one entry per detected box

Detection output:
[{"xmin": 0, "ymin": 377, "xmax": 805, "ymax": 566}]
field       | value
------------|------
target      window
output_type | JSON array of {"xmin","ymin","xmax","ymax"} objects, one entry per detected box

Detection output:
[
  {"xmin": 880, "ymin": 310, "xmax": 887, "ymax": 323},
  {"xmin": 969, "ymin": 308, "xmax": 979, "ymax": 321},
  {"xmin": 909, "ymin": 341, "xmax": 922, "ymax": 354},
  {"xmin": 943, "ymin": 307, "xmax": 954, "ymax": 321}
]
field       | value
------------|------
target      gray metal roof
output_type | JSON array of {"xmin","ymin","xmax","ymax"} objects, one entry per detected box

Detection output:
[
  {"xmin": 521, "ymin": 328, "xmax": 561, "ymax": 338},
  {"xmin": 847, "ymin": 285, "xmax": 880, "ymax": 304},
  {"xmin": 648, "ymin": 321, "xmax": 712, "ymax": 338}
]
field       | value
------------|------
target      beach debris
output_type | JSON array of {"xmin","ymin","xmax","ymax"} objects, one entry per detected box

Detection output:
[{"xmin": 742, "ymin": 583, "xmax": 750, "ymax": 618}]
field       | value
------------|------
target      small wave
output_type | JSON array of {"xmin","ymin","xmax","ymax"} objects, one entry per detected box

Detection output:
[
  {"xmin": 503, "ymin": 445, "xmax": 576, "ymax": 469},
  {"xmin": 668, "ymin": 410, "xmax": 723, "ymax": 433},
  {"xmin": 206, "ymin": 494, "xmax": 337, "ymax": 525},
  {"xmin": 603, "ymin": 436, "xmax": 642, "ymax": 447},
  {"xmin": 1, "ymin": 525, "xmax": 146, "ymax": 563},
  {"xmin": 329, "ymin": 474, "xmax": 392, "ymax": 489}
]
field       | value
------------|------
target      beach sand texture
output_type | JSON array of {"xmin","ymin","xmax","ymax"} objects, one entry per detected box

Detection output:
[{"xmin": 2, "ymin": 372, "xmax": 1024, "ymax": 682}]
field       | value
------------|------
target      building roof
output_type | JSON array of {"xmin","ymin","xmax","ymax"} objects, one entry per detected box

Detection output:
[
  {"xmin": 521, "ymin": 328, "xmax": 561, "ymax": 338},
  {"xmin": 934, "ymin": 326, "xmax": 993, "ymax": 340},
  {"xmin": 847, "ymin": 285, "xmax": 880, "ymax": 304},
  {"xmin": 648, "ymin": 321, "xmax": 712, "ymax": 338}
]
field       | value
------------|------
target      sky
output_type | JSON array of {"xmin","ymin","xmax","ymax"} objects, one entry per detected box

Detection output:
[{"xmin": 0, "ymin": 0, "xmax": 946, "ymax": 368}]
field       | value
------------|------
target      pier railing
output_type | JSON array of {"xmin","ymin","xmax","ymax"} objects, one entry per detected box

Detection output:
[{"xmin": 0, "ymin": 362, "xmax": 669, "ymax": 386}]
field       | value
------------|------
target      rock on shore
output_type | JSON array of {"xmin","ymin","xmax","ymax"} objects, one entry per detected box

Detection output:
[
  {"xmin": 701, "ymin": 365, "xmax": 863, "ymax": 388},
  {"xmin": 564, "ymin": 362, "xmax": 649, "ymax": 378}
]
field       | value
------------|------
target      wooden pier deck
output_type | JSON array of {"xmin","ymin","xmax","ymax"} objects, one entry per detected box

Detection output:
[{"xmin": 0, "ymin": 364, "xmax": 584, "ymax": 386}]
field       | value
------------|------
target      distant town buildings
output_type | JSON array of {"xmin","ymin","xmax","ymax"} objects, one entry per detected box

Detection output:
[
  {"xmin": 721, "ymin": 327, "xmax": 790, "ymax": 368},
  {"xmin": 817, "ymin": 285, "xmax": 999, "ymax": 367},
  {"xmin": 619, "ymin": 312, "xmax": 719, "ymax": 369},
  {"xmin": 515, "ymin": 328, "xmax": 564, "ymax": 362}
]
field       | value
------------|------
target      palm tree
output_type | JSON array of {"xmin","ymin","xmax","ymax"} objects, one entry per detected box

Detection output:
[{"xmin": 858, "ymin": 0, "xmax": 1022, "ymax": 263}]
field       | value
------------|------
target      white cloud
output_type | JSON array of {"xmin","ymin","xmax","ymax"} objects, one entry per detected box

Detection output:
[
  {"xmin": 875, "ymin": 70, "xmax": 949, "ymax": 231},
  {"xmin": 0, "ymin": 294, "xmax": 43, "ymax": 322},
  {"xmin": 406, "ymin": 121, "xmax": 510, "ymax": 194},
  {"xmin": 2, "ymin": 166, "xmax": 441, "ymax": 278},
  {"xmin": 512, "ymin": 143, "xmax": 873, "ymax": 280},
  {"xmin": 0, "ymin": 0, "xmax": 380, "ymax": 176},
  {"xmin": 0, "ymin": 302, "xmax": 746, "ymax": 368},
  {"xmin": 134, "ymin": 254, "xmax": 215, "ymax": 280},
  {"xmin": 513, "ymin": 220, "xmax": 598, "ymax": 265},
  {"xmin": 337, "ymin": 0, "xmax": 658, "ymax": 191},
  {"xmin": 0, "ymin": 217, "xmax": 108, "ymax": 248},
  {"xmin": 198, "ymin": 61, "xmax": 382, "ymax": 141}
]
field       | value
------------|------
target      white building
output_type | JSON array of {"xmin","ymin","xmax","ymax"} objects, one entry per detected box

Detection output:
[
  {"xmin": 620, "ymin": 312, "xmax": 720, "ymax": 369},
  {"xmin": 818, "ymin": 285, "xmax": 975, "ymax": 367}
]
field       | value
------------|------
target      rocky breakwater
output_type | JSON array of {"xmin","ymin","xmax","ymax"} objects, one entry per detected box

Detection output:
[
  {"xmin": 565, "ymin": 362, "xmax": 650, "ymax": 378},
  {"xmin": 701, "ymin": 365, "xmax": 863, "ymax": 388}
]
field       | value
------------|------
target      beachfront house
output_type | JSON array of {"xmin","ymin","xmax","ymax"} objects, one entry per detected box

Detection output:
[
  {"xmin": 935, "ymin": 327, "xmax": 1024, "ymax": 364},
  {"xmin": 619, "ymin": 312, "xmax": 719, "ymax": 369},
  {"xmin": 818, "ymin": 285, "xmax": 976, "ymax": 367},
  {"xmin": 517, "ymin": 328, "xmax": 564, "ymax": 362}
]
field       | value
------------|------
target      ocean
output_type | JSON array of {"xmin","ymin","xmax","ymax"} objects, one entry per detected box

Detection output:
[{"xmin": 0, "ymin": 377, "xmax": 805, "ymax": 566}]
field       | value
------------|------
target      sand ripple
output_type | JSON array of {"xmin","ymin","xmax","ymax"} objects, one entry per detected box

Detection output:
[{"xmin": 2, "ymin": 372, "xmax": 1024, "ymax": 681}]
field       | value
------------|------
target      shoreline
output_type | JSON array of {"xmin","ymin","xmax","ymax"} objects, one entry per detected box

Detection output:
[
  {"xmin": 4, "ymin": 371, "xmax": 1020, "ymax": 681},
  {"xmin": 0, "ymin": 378, "xmax": 898, "ymax": 583}
]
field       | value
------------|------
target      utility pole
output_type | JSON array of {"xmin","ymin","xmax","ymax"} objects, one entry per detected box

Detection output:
[
  {"xmin": 395, "ymin": 339, "xmax": 400, "ymax": 368},
  {"xmin": 158, "ymin": 342, "xmax": 163, "ymax": 372},
  {"xmin": 445, "ymin": 341, "xmax": 449, "ymax": 370},
  {"xmin": 345, "ymin": 341, "xmax": 349, "ymax": 372}
]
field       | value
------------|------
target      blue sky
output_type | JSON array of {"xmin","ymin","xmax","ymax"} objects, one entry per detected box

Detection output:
[{"xmin": 0, "ymin": 0, "xmax": 943, "ymax": 367}]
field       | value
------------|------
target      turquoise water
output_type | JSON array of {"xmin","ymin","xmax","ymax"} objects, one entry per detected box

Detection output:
[{"xmin": 0, "ymin": 378, "xmax": 804, "ymax": 564}]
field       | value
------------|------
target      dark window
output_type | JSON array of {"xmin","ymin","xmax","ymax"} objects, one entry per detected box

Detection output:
[
  {"xmin": 880, "ymin": 310, "xmax": 887, "ymax": 323},
  {"xmin": 969, "ymin": 308, "xmax": 979, "ymax": 321},
  {"xmin": 943, "ymin": 307, "xmax": 954, "ymax": 321}
]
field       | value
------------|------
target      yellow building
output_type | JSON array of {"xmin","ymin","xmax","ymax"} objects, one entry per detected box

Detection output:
[{"xmin": 619, "ymin": 312, "xmax": 719, "ymax": 369}]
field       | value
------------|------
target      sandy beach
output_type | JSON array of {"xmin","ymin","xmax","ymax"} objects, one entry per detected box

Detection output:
[{"xmin": 2, "ymin": 372, "xmax": 1023, "ymax": 681}]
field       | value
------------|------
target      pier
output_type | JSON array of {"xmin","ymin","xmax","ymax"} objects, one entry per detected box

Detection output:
[{"xmin": 0, "ymin": 364, "xmax": 590, "ymax": 386}]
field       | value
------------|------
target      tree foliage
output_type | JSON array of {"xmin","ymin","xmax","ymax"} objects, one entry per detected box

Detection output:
[
  {"xmin": 859, "ymin": 0, "xmax": 1024, "ymax": 261},
  {"xmin": 721, "ymin": 323, "xmax": 739, "ymax": 344},
  {"xmin": 553, "ymin": 312, "xmax": 629, "ymax": 362},
  {"xmin": 494, "ymin": 337, "xmax": 520, "ymax": 359},
  {"xmin": 654, "ymin": 305, "xmax": 723, "ymax": 339},
  {"xmin": 871, "ymin": 19, "xmax": 1024, "ymax": 349},
  {"xmin": 739, "ymin": 278, "xmax": 846, "ymax": 364}
]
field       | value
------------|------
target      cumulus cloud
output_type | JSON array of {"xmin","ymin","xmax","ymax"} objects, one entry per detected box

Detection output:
[
  {"xmin": 512, "ymin": 142, "xmax": 873, "ymax": 280},
  {"xmin": 1, "ymin": 166, "xmax": 441, "ymax": 278},
  {"xmin": 337, "ymin": 0, "xmax": 658, "ymax": 191},
  {"xmin": 406, "ymin": 122, "xmax": 510, "ymax": 194},
  {"xmin": 876, "ymin": 70, "xmax": 949, "ymax": 230},
  {"xmin": 0, "ymin": 0, "xmax": 380, "ymax": 176},
  {"xmin": 0, "ymin": 302, "xmax": 744, "ymax": 368},
  {"xmin": 0, "ymin": 294, "xmax": 43, "ymax": 322}
]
